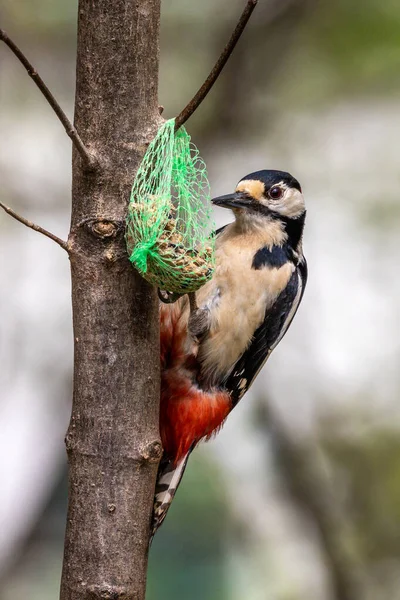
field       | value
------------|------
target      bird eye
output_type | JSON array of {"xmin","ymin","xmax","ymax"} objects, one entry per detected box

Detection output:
[{"xmin": 269, "ymin": 186, "xmax": 283, "ymax": 200}]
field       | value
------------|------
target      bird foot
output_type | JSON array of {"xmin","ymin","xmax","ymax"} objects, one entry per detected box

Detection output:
[{"xmin": 188, "ymin": 306, "xmax": 211, "ymax": 341}]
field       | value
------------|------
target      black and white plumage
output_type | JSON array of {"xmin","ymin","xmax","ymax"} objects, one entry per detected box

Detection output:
[{"xmin": 154, "ymin": 169, "xmax": 307, "ymax": 538}]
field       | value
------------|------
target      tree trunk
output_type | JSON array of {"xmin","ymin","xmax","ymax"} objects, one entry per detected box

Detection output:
[{"xmin": 60, "ymin": 1, "xmax": 162, "ymax": 599}]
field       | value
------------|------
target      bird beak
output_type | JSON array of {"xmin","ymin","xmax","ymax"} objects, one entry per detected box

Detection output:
[{"xmin": 211, "ymin": 192, "xmax": 252, "ymax": 210}]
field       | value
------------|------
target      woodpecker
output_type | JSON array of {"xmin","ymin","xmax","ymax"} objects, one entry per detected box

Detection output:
[{"xmin": 152, "ymin": 169, "xmax": 307, "ymax": 537}]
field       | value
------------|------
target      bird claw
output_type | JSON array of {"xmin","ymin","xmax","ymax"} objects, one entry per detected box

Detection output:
[
  {"xmin": 188, "ymin": 306, "xmax": 211, "ymax": 341},
  {"xmin": 158, "ymin": 289, "xmax": 183, "ymax": 304}
]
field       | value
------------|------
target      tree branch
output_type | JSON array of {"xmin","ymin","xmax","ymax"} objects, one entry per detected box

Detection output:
[
  {"xmin": 0, "ymin": 28, "xmax": 97, "ymax": 170},
  {"xmin": 0, "ymin": 202, "xmax": 69, "ymax": 251},
  {"xmin": 174, "ymin": 0, "xmax": 258, "ymax": 130}
]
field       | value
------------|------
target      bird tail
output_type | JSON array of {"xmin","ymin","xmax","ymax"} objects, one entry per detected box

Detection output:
[{"xmin": 150, "ymin": 449, "xmax": 192, "ymax": 543}]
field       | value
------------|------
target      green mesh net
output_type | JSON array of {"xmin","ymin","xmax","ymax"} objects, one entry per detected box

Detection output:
[{"xmin": 126, "ymin": 118, "xmax": 215, "ymax": 295}]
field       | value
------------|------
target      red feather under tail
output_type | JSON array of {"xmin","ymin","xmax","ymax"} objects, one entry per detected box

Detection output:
[{"xmin": 160, "ymin": 304, "xmax": 231, "ymax": 464}]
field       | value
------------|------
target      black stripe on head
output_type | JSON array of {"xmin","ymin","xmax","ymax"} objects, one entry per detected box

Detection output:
[{"xmin": 240, "ymin": 170, "xmax": 302, "ymax": 193}]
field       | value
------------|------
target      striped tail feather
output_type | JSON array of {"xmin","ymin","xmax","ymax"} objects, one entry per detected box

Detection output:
[{"xmin": 150, "ymin": 450, "xmax": 192, "ymax": 542}]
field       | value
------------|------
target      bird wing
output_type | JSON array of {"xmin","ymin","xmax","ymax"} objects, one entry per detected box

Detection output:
[
  {"xmin": 223, "ymin": 258, "xmax": 307, "ymax": 406},
  {"xmin": 215, "ymin": 224, "xmax": 228, "ymax": 236}
]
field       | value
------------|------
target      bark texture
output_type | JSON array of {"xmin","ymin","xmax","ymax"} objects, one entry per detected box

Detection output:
[{"xmin": 61, "ymin": 1, "xmax": 162, "ymax": 599}]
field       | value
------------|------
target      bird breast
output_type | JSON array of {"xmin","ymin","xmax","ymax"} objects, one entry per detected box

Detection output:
[{"xmin": 196, "ymin": 227, "xmax": 295, "ymax": 386}]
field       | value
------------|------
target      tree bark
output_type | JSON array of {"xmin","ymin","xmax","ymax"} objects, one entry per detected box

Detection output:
[{"xmin": 61, "ymin": 1, "xmax": 162, "ymax": 599}]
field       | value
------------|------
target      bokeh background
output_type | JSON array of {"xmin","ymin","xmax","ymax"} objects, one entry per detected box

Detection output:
[{"xmin": 2, "ymin": 0, "xmax": 400, "ymax": 598}]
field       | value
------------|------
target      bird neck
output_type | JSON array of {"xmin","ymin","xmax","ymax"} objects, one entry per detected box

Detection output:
[
  {"xmin": 231, "ymin": 209, "xmax": 306, "ymax": 254},
  {"xmin": 279, "ymin": 211, "xmax": 306, "ymax": 253},
  {"xmin": 232, "ymin": 210, "xmax": 287, "ymax": 248}
]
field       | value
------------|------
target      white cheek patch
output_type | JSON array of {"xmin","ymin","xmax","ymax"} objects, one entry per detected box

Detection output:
[
  {"xmin": 271, "ymin": 188, "xmax": 305, "ymax": 218},
  {"xmin": 237, "ymin": 180, "xmax": 305, "ymax": 219}
]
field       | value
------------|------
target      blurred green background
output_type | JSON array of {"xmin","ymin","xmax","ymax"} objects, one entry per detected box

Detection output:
[{"xmin": 2, "ymin": 1, "xmax": 400, "ymax": 598}]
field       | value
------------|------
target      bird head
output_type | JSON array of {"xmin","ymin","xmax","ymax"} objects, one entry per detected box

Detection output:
[{"xmin": 212, "ymin": 170, "xmax": 305, "ymax": 221}]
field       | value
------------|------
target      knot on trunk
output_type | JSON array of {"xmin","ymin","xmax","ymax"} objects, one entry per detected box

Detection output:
[
  {"xmin": 85, "ymin": 219, "xmax": 121, "ymax": 239},
  {"xmin": 140, "ymin": 439, "xmax": 163, "ymax": 462},
  {"xmin": 86, "ymin": 584, "xmax": 132, "ymax": 599}
]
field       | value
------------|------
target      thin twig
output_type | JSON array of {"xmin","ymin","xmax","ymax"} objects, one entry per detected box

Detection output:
[
  {"xmin": 188, "ymin": 291, "xmax": 198, "ymax": 314},
  {"xmin": 0, "ymin": 28, "xmax": 97, "ymax": 170},
  {"xmin": 0, "ymin": 202, "xmax": 69, "ymax": 251},
  {"xmin": 174, "ymin": 0, "xmax": 258, "ymax": 130}
]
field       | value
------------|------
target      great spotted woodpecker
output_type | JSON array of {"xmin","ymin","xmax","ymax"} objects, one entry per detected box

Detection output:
[{"xmin": 152, "ymin": 169, "xmax": 307, "ymax": 537}]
